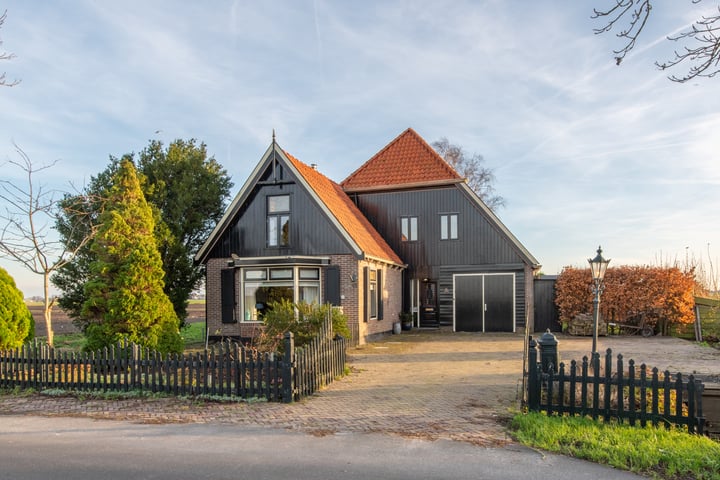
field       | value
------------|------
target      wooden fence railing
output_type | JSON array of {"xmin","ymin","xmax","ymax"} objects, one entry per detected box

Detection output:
[
  {"xmin": 526, "ymin": 337, "xmax": 705, "ymax": 434},
  {"xmin": 0, "ymin": 321, "xmax": 347, "ymax": 403}
]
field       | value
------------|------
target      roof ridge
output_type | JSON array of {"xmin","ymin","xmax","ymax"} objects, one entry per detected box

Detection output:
[
  {"xmin": 341, "ymin": 128, "xmax": 461, "ymax": 190},
  {"xmin": 405, "ymin": 128, "xmax": 461, "ymax": 179},
  {"xmin": 341, "ymin": 128, "xmax": 414, "ymax": 186}
]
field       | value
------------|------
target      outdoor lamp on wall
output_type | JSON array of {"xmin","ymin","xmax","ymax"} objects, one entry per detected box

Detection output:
[{"xmin": 588, "ymin": 246, "xmax": 610, "ymax": 355}]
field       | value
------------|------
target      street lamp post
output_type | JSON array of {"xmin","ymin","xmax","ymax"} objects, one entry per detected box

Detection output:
[{"xmin": 588, "ymin": 246, "xmax": 610, "ymax": 355}]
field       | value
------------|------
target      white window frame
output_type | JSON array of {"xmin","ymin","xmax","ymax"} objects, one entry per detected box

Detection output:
[
  {"xmin": 440, "ymin": 213, "xmax": 458, "ymax": 240},
  {"xmin": 401, "ymin": 216, "xmax": 418, "ymax": 242}
]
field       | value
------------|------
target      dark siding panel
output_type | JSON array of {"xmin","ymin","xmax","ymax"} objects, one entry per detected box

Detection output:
[
  {"xmin": 208, "ymin": 163, "xmax": 354, "ymax": 260},
  {"xmin": 353, "ymin": 187, "xmax": 526, "ymax": 269},
  {"xmin": 534, "ymin": 276, "xmax": 560, "ymax": 332},
  {"xmin": 353, "ymin": 185, "xmax": 532, "ymax": 330},
  {"xmin": 221, "ymin": 269, "xmax": 236, "ymax": 324}
]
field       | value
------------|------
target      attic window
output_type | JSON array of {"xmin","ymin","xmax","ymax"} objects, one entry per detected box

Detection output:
[{"xmin": 267, "ymin": 195, "xmax": 290, "ymax": 247}]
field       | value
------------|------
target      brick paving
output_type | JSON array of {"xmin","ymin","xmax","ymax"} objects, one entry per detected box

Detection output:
[{"xmin": 0, "ymin": 331, "xmax": 522, "ymax": 447}]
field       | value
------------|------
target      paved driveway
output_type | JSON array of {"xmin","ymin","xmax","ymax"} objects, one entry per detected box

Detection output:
[{"xmin": 1, "ymin": 330, "xmax": 718, "ymax": 447}]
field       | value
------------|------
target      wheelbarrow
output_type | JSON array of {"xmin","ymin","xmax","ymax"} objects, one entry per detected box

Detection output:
[{"xmin": 608, "ymin": 318, "xmax": 654, "ymax": 337}]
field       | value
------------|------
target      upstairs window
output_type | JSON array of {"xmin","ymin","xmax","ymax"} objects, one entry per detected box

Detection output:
[
  {"xmin": 440, "ymin": 214, "xmax": 458, "ymax": 240},
  {"xmin": 401, "ymin": 216, "xmax": 418, "ymax": 242},
  {"xmin": 267, "ymin": 195, "xmax": 290, "ymax": 247}
]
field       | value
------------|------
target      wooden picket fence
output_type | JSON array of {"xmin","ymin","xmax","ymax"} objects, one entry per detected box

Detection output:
[
  {"xmin": 0, "ymin": 320, "xmax": 346, "ymax": 403},
  {"xmin": 526, "ymin": 337, "xmax": 705, "ymax": 434},
  {"xmin": 293, "ymin": 318, "xmax": 348, "ymax": 399}
]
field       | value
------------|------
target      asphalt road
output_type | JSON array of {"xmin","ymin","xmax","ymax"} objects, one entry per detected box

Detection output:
[{"xmin": 0, "ymin": 416, "xmax": 643, "ymax": 480}]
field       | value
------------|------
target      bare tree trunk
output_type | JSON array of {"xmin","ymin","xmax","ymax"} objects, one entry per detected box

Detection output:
[
  {"xmin": 0, "ymin": 146, "xmax": 98, "ymax": 347},
  {"xmin": 43, "ymin": 272, "xmax": 54, "ymax": 346}
]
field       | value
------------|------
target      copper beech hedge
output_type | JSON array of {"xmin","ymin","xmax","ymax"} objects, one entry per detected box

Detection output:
[{"xmin": 554, "ymin": 266, "xmax": 696, "ymax": 333}]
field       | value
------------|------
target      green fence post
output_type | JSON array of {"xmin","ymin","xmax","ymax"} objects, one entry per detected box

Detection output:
[{"xmin": 282, "ymin": 332, "xmax": 295, "ymax": 403}]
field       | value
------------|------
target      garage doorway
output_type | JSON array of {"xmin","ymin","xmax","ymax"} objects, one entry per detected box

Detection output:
[{"xmin": 453, "ymin": 273, "xmax": 515, "ymax": 332}]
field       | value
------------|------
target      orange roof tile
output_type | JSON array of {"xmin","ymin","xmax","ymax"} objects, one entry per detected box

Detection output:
[
  {"xmin": 341, "ymin": 128, "xmax": 462, "ymax": 191},
  {"xmin": 285, "ymin": 151, "xmax": 403, "ymax": 266}
]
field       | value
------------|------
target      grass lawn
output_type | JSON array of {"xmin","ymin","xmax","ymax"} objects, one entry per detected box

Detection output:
[
  {"xmin": 181, "ymin": 321, "xmax": 206, "ymax": 350},
  {"xmin": 511, "ymin": 412, "xmax": 720, "ymax": 479},
  {"xmin": 35, "ymin": 321, "xmax": 207, "ymax": 353}
]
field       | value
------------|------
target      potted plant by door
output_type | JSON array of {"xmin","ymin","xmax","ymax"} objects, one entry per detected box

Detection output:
[{"xmin": 399, "ymin": 312, "xmax": 413, "ymax": 331}]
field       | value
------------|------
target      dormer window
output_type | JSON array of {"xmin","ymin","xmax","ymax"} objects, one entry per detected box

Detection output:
[{"xmin": 267, "ymin": 195, "xmax": 290, "ymax": 247}]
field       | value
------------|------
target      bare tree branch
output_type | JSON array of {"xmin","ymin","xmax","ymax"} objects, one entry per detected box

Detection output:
[
  {"xmin": 592, "ymin": 0, "xmax": 652, "ymax": 66},
  {"xmin": 0, "ymin": 144, "xmax": 100, "ymax": 345},
  {"xmin": 592, "ymin": 1, "xmax": 720, "ymax": 82},
  {"xmin": 432, "ymin": 138, "xmax": 505, "ymax": 212},
  {"xmin": 657, "ymin": 7, "xmax": 720, "ymax": 81},
  {"xmin": 0, "ymin": 10, "xmax": 20, "ymax": 87}
]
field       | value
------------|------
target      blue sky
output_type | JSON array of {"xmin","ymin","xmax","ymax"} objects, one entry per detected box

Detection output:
[{"xmin": 1, "ymin": 1, "xmax": 719, "ymax": 297}]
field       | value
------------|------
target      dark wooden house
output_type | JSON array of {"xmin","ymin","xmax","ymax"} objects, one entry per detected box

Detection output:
[
  {"xmin": 197, "ymin": 128, "xmax": 540, "ymax": 342},
  {"xmin": 195, "ymin": 138, "xmax": 405, "ymax": 345},
  {"xmin": 342, "ymin": 128, "xmax": 540, "ymax": 332}
]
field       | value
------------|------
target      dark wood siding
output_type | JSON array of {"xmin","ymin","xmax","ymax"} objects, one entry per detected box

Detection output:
[
  {"xmin": 534, "ymin": 276, "xmax": 560, "ymax": 332},
  {"xmin": 352, "ymin": 186, "xmax": 531, "ymax": 329},
  {"xmin": 351, "ymin": 187, "xmax": 527, "ymax": 273},
  {"xmin": 209, "ymin": 163, "xmax": 355, "ymax": 259}
]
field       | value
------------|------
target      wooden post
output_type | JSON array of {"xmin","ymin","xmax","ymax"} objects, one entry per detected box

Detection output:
[
  {"xmin": 282, "ymin": 332, "xmax": 295, "ymax": 403},
  {"xmin": 527, "ymin": 336, "xmax": 539, "ymax": 411}
]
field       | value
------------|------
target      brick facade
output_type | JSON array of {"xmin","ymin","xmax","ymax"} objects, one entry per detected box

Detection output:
[
  {"xmin": 356, "ymin": 259, "xmax": 403, "ymax": 344},
  {"xmin": 205, "ymin": 258, "xmax": 266, "ymax": 340},
  {"xmin": 205, "ymin": 255, "xmax": 402, "ymax": 345}
]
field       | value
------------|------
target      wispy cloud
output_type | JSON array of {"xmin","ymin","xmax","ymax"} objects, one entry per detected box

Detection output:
[{"xmin": 0, "ymin": 0, "xmax": 718, "ymax": 294}]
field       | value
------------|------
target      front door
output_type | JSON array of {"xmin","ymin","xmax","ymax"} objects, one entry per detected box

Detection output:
[
  {"xmin": 453, "ymin": 274, "xmax": 515, "ymax": 332},
  {"xmin": 419, "ymin": 281, "xmax": 439, "ymax": 328}
]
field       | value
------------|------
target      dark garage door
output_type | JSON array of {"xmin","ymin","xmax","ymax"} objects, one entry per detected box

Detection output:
[{"xmin": 454, "ymin": 274, "xmax": 514, "ymax": 332}]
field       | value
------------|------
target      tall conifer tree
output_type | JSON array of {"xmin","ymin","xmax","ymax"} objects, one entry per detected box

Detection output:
[{"xmin": 82, "ymin": 159, "xmax": 182, "ymax": 353}]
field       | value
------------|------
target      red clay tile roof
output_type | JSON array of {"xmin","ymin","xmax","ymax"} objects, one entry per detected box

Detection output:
[
  {"xmin": 285, "ymin": 151, "xmax": 404, "ymax": 266},
  {"xmin": 341, "ymin": 128, "xmax": 462, "ymax": 191}
]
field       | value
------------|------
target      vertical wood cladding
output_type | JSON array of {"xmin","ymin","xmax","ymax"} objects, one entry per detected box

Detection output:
[
  {"xmin": 352, "ymin": 186, "xmax": 526, "ymax": 271},
  {"xmin": 352, "ymin": 186, "xmax": 532, "ymax": 328},
  {"xmin": 209, "ymin": 168, "xmax": 354, "ymax": 259}
]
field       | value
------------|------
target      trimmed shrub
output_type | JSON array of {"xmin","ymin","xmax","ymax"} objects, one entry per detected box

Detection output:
[{"xmin": 556, "ymin": 265, "xmax": 696, "ymax": 334}]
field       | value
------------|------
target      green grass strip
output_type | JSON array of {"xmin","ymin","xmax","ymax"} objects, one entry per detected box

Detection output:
[{"xmin": 511, "ymin": 412, "xmax": 720, "ymax": 479}]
